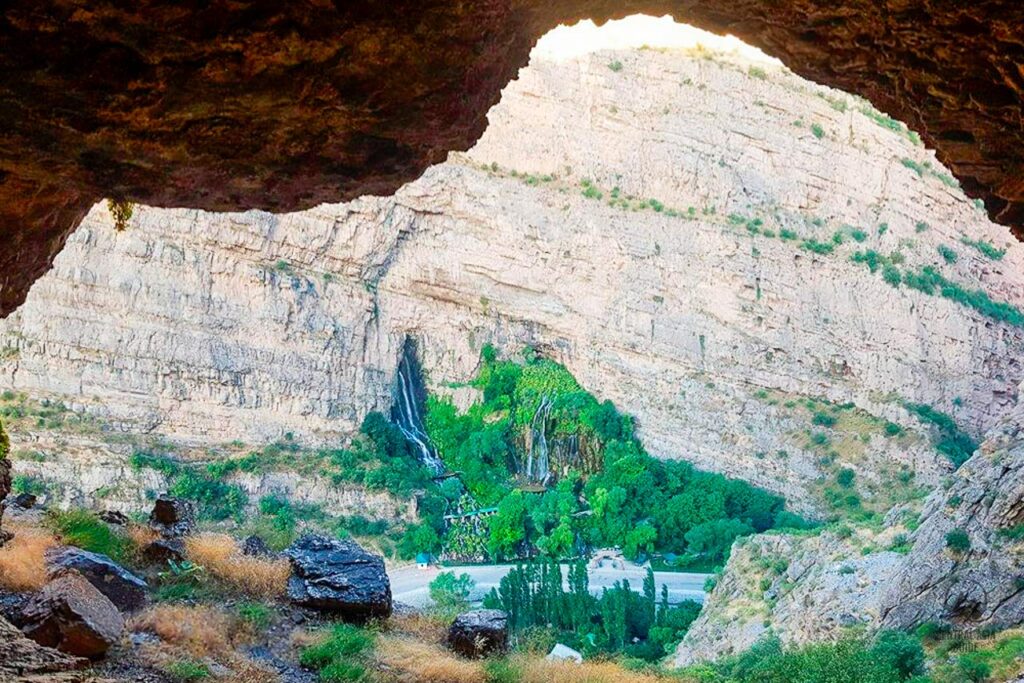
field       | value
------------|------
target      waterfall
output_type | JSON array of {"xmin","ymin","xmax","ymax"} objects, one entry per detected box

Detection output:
[
  {"xmin": 391, "ymin": 340, "xmax": 444, "ymax": 474},
  {"xmin": 527, "ymin": 395, "xmax": 552, "ymax": 484}
]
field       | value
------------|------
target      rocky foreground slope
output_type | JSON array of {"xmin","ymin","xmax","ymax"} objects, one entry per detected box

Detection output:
[{"xmin": 2, "ymin": 45, "xmax": 1022, "ymax": 517}]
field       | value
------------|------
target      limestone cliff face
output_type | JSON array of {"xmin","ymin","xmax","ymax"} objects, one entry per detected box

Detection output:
[{"xmin": 2, "ymin": 47, "xmax": 1022, "ymax": 513}]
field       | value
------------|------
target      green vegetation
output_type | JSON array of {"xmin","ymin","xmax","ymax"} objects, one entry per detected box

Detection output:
[
  {"xmin": 236, "ymin": 601, "xmax": 273, "ymax": 631},
  {"xmin": 11, "ymin": 474, "xmax": 48, "ymax": 496},
  {"xmin": 0, "ymin": 415, "xmax": 7, "ymax": 461},
  {"xmin": 484, "ymin": 560, "xmax": 701, "ymax": 661},
  {"xmin": 300, "ymin": 623, "xmax": 376, "ymax": 682},
  {"xmin": 428, "ymin": 571, "xmax": 474, "ymax": 619},
  {"xmin": 903, "ymin": 402, "xmax": 977, "ymax": 467},
  {"xmin": 849, "ymin": 252, "xmax": 1024, "ymax": 328},
  {"xmin": 800, "ymin": 239, "xmax": 834, "ymax": 256},
  {"xmin": 937, "ymin": 245, "xmax": 958, "ymax": 264},
  {"xmin": 426, "ymin": 347, "xmax": 798, "ymax": 566},
  {"xmin": 748, "ymin": 66, "xmax": 767, "ymax": 80},
  {"xmin": 684, "ymin": 631, "xmax": 925, "ymax": 683},
  {"xmin": 945, "ymin": 528, "xmax": 971, "ymax": 553},
  {"xmin": 107, "ymin": 199, "xmax": 136, "ymax": 233},
  {"xmin": 901, "ymin": 158, "xmax": 959, "ymax": 188},
  {"xmin": 960, "ymin": 236, "xmax": 1007, "ymax": 261},
  {"xmin": 607, "ymin": 60, "xmax": 623, "ymax": 72},
  {"xmin": 45, "ymin": 509, "xmax": 131, "ymax": 562},
  {"xmin": 858, "ymin": 103, "xmax": 922, "ymax": 146},
  {"xmin": 130, "ymin": 451, "xmax": 247, "ymax": 522},
  {"xmin": 162, "ymin": 659, "xmax": 210, "ymax": 682},
  {"xmin": 810, "ymin": 123, "xmax": 825, "ymax": 139}
]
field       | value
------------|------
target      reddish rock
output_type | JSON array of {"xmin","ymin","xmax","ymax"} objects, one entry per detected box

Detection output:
[
  {"xmin": 19, "ymin": 570, "xmax": 125, "ymax": 658},
  {"xmin": 1, "ymin": 2, "xmax": 1023, "ymax": 315},
  {"xmin": 0, "ymin": 615, "xmax": 87, "ymax": 681}
]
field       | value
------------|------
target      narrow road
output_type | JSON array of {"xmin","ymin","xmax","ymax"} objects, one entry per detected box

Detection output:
[{"xmin": 389, "ymin": 563, "xmax": 711, "ymax": 609}]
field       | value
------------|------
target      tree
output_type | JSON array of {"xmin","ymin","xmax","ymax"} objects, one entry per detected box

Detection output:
[
  {"xmin": 488, "ymin": 490, "xmax": 528, "ymax": 560},
  {"xmin": 429, "ymin": 571, "xmax": 475, "ymax": 619},
  {"xmin": 870, "ymin": 630, "xmax": 925, "ymax": 681}
]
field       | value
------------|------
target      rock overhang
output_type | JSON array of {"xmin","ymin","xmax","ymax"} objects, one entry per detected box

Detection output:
[{"xmin": 1, "ymin": 1, "xmax": 1023, "ymax": 315}]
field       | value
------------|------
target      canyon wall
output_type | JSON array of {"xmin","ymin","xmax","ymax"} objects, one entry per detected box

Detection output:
[{"xmin": 2, "ymin": 46, "xmax": 1022, "ymax": 512}]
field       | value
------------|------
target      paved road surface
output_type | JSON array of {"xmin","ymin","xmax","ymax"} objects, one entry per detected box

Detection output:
[{"xmin": 389, "ymin": 562, "xmax": 710, "ymax": 609}]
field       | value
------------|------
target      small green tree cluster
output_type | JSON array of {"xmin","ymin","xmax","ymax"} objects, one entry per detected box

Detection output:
[{"xmin": 483, "ymin": 560, "xmax": 700, "ymax": 660}]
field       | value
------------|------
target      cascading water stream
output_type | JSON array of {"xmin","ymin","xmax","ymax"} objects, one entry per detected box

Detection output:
[
  {"xmin": 392, "ymin": 341, "xmax": 445, "ymax": 475},
  {"xmin": 527, "ymin": 395, "xmax": 552, "ymax": 484}
]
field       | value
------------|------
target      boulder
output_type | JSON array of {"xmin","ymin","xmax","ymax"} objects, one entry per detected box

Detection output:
[
  {"xmin": 447, "ymin": 609, "xmax": 509, "ymax": 658},
  {"xmin": 242, "ymin": 535, "xmax": 274, "ymax": 558},
  {"xmin": 547, "ymin": 643, "xmax": 583, "ymax": 662},
  {"xmin": 142, "ymin": 537, "xmax": 187, "ymax": 564},
  {"xmin": 148, "ymin": 496, "xmax": 196, "ymax": 538},
  {"xmin": 98, "ymin": 510, "xmax": 130, "ymax": 526},
  {"xmin": 20, "ymin": 570, "xmax": 125, "ymax": 658},
  {"xmin": 13, "ymin": 492, "xmax": 37, "ymax": 509},
  {"xmin": 0, "ymin": 615, "xmax": 87, "ymax": 681},
  {"xmin": 284, "ymin": 535, "xmax": 392, "ymax": 620},
  {"xmin": 47, "ymin": 547, "xmax": 149, "ymax": 612}
]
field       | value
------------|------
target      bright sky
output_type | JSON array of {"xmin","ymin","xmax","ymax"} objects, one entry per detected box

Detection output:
[{"xmin": 533, "ymin": 14, "xmax": 782, "ymax": 66}]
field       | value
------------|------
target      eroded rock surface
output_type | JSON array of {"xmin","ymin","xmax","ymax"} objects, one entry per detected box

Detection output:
[
  {"xmin": 19, "ymin": 570, "xmax": 125, "ymax": 658},
  {"xmin": 47, "ymin": 547, "xmax": 149, "ymax": 613},
  {"xmin": 3, "ymin": 47, "xmax": 1021, "ymax": 512},
  {"xmin": 447, "ymin": 609, "xmax": 510, "ymax": 658},
  {"xmin": 673, "ymin": 530, "xmax": 905, "ymax": 664},
  {"xmin": 880, "ymin": 398, "xmax": 1024, "ymax": 630},
  {"xmin": 285, "ymin": 534, "xmax": 393, "ymax": 621},
  {"xmin": 1, "ymin": 3, "xmax": 1023, "ymax": 315},
  {"xmin": 0, "ymin": 614, "xmax": 87, "ymax": 682}
]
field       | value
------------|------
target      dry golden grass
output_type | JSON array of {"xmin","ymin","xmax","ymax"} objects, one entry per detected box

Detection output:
[
  {"xmin": 131, "ymin": 604, "xmax": 234, "ymax": 658},
  {"xmin": 185, "ymin": 532, "xmax": 289, "ymax": 598},
  {"xmin": 376, "ymin": 636, "xmax": 486, "ymax": 683},
  {"xmin": 511, "ymin": 656, "xmax": 674, "ymax": 683},
  {"xmin": 387, "ymin": 612, "xmax": 449, "ymax": 644},
  {"xmin": 0, "ymin": 521, "xmax": 57, "ymax": 591}
]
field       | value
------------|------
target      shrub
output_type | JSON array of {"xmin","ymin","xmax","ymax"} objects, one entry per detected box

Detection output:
[
  {"xmin": 871, "ymin": 630, "xmax": 925, "ymax": 681},
  {"xmin": 850, "ymin": 229, "xmax": 867, "ymax": 243},
  {"xmin": 800, "ymin": 239, "xmax": 834, "ymax": 255},
  {"xmin": 836, "ymin": 468, "xmax": 856, "ymax": 488},
  {"xmin": 300, "ymin": 623, "xmax": 375, "ymax": 682},
  {"xmin": 958, "ymin": 653, "xmax": 992, "ymax": 683},
  {"xmin": 45, "ymin": 509, "xmax": 129, "ymax": 561},
  {"xmin": 184, "ymin": 533, "xmax": 289, "ymax": 598},
  {"xmin": 429, "ymin": 571, "xmax": 475, "ymax": 618},
  {"xmin": 810, "ymin": 123, "xmax": 825, "ymax": 139},
  {"xmin": 0, "ymin": 523, "xmax": 56, "ymax": 591},
  {"xmin": 236, "ymin": 601, "xmax": 273, "ymax": 632},
  {"xmin": 812, "ymin": 411, "xmax": 837, "ymax": 427},
  {"xmin": 884, "ymin": 422, "xmax": 903, "ymax": 437},
  {"xmin": 938, "ymin": 245, "xmax": 958, "ymax": 264},
  {"xmin": 748, "ymin": 66, "xmax": 767, "ymax": 80},
  {"xmin": 607, "ymin": 61, "xmax": 623, "ymax": 72},
  {"xmin": 960, "ymin": 237, "xmax": 1006, "ymax": 260},
  {"xmin": 162, "ymin": 660, "xmax": 210, "ymax": 682},
  {"xmin": 915, "ymin": 221, "xmax": 929, "ymax": 233},
  {"xmin": 131, "ymin": 604, "xmax": 233, "ymax": 658},
  {"xmin": 946, "ymin": 528, "xmax": 971, "ymax": 553}
]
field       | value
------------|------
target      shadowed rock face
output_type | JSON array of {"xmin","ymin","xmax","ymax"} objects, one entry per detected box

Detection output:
[{"xmin": 1, "ymin": 1, "xmax": 1023, "ymax": 315}]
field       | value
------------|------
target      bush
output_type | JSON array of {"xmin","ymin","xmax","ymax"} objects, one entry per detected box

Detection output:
[
  {"xmin": 960, "ymin": 237, "xmax": 1006, "ymax": 260},
  {"xmin": 958, "ymin": 653, "xmax": 992, "ymax": 682},
  {"xmin": 836, "ymin": 468, "xmax": 856, "ymax": 488},
  {"xmin": 871, "ymin": 630, "xmax": 925, "ymax": 681},
  {"xmin": 938, "ymin": 244, "xmax": 958, "ymax": 264},
  {"xmin": 300, "ymin": 623, "xmax": 375, "ymax": 681},
  {"xmin": 429, "ymin": 571, "xmax": 474, "ymax": 618},
  {"xmin": 45, "ymin": 509, "xmax": 129, "ymax": 562},
  {"xmin": 811, "ymin": 123, "xmax": 825, "ymax": 139},
  {"xmin": 946, "ymin": 528, "xmax": 971, "ymax": 553}
]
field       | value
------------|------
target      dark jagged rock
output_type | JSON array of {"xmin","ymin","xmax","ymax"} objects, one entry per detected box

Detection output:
[
  {"xmin": 447, "ymin": 609, "xmax": 510, "ymax": 658},
  {"xmin": 148, "ymin": 496, "xmax": 196, "ymax": 538},
  {"xmin": 20, "ymin": 569, "xmax": 125, "ymax": 658},
  {"xmin": 0, "ymin": 615, "xmax": 87, "ymax": 681},
  {"xmin": 13, "ymin": 492, "xmax": 37, "ymax": 509},
  {"xmin": 284, "ymin": 535, "xmax": 392, "ymax": 621},
  {"xmin": 242, "ymin": 535, "xmax": 274, "ymax": 558},
  {"xmin": 1, "ymin": 2, "xmax": 1023, "ymax": 316},
  {"xmin": 47, "ymin": 547, "xmax": 149, "ymax": 613},
  {"xmin": 142, "ymin": 538, "xmax": 186, "ymax": 564},
  {"xmin": 98, "ymin": 510, "xmax": 130, "ymax": 526}
]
